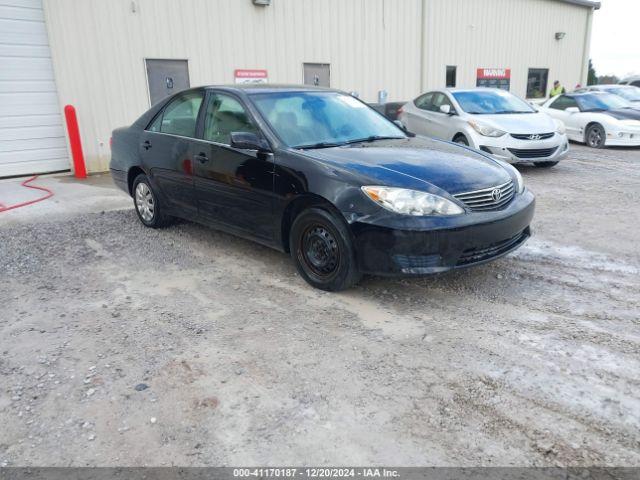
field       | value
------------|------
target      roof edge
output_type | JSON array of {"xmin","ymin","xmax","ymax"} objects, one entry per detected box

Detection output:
[{"xmin": 558, "ymin": 0, "xmax": 601, "ymax": 10}]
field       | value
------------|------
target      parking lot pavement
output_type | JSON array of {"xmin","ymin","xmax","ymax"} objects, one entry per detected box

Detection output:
[{"xmin": 1, "ymin": 144, "xmax": 639, "ymax": 467}]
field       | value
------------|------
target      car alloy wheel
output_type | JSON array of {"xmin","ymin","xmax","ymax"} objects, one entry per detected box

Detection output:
[
  {"xmin": 135, "ymin": 182, "xmax": 155, "ymax": 222},
  {"xmin": 586, "ymin": 125, "xmax": 605, "ymax": 148}
]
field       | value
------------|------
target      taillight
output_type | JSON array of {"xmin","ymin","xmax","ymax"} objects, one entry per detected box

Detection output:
[
  {"xmin": 397, "ymin": 106, "xmax": 404, "ymax": 116},
  {"xmin": 109, "ymin": 137, "xmax": 113, "ymax": 148}
]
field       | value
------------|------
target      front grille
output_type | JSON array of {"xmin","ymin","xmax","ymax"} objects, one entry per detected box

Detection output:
[
  {"xmin": 457, "ymin": 229, "xmax": 529, "ymax": 266},
  {"xmin": 453, "ymin": 180, "xmax": 515, "ymax": 212},
  {"xmin": 507, "ymin": 147, "xmax": 558, "ymax": 159},
  {"xmin": 510, "ymin": 132, "xmax": 555, "ymax": 140}
]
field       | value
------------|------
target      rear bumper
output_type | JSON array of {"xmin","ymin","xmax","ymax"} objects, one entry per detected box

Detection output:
[
  {"xmin": 110, "ymin": 168, "xmax": 129, "ymax": 194},
  {"xmin": 351, "ymin": 192, "xmax": 535, "ymax": 276}
]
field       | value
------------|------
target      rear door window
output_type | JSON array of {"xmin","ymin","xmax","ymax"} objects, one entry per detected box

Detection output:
[{"xmin": 157, "ymin": 91, "xmax": 204, "ymax": 137}]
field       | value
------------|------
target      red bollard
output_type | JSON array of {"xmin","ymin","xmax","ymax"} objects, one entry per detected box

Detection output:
[{"xmin": 64, "ymin": 105, "xmax": 87, "ymax": 179}]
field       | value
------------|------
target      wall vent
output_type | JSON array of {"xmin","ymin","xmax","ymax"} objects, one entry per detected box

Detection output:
[{"xmin": 253, "ymin": 0, "xmax": 271, "ymax": 5}]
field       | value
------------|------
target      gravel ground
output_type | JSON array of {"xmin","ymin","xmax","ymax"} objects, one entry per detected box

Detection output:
[{"xmin": 0, "ymin": 144, "xmax": 639, "ymax": 467}]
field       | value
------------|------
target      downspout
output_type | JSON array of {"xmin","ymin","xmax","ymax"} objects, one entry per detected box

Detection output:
[
  {"xmin": 580, "ymin": 7, "xmax": 594, "ymax": 85},
  {"xmin": 420, "ymin": 0, "xmax": 427, "ymax": 92}
]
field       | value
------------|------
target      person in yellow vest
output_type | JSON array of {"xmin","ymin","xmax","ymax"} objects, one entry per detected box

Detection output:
[{"xmin": 550, "ymin": 80, "xmax": 566, "ymax": 97}]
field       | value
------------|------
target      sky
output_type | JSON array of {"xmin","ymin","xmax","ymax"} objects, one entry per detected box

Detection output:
[{"xmin": 590, "ymin": 0, "xmax": 640, "ymax": 78}]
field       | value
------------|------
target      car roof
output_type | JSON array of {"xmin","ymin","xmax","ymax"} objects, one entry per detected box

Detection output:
[
  {"xmin": 589, "ymin": 84, "xmax": 632, "ymax": 89},
  {"xmin": 442, "ymin": 87, "xmax": 508, "ymax": 94},
  {"xmin": 202, "ymin": 84, "xmax": 337, "ymax": 94}
]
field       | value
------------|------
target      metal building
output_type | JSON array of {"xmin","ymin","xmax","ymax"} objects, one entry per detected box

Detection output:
[{"xmin": 0, "ymin": 0, "xmax": 600, "ymax": 176}]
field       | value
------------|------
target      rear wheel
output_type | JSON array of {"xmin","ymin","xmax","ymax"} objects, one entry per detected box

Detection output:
[
  {"xmin": 289, "ymin": 208, "xmax": 361, "ymax": 291},
  {"xmin": 585, "ymin": 124, "xmax": 606, "ymax": 148},
  {"xmin": 533, "ymin": 161, "xmax": 559, "ymax": 168},
  {"xmin": 132, "ymin": 174, "xmax": 172, "ymax": 228}
]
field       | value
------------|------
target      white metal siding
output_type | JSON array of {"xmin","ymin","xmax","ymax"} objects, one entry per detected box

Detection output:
[
  {"xmin": 422, "ymin": 0, "xmax": 593, "ymax": 98},
  {"xmin": 40, "ymin": 0, "xmax": 594, "ymax": 174},
  {"xmin": 0, "ymin": 0, "xmax": 68, "ymax": 177},
  {"xmin": 42, "ymin": 0, "xmax": 423, "ymax": 173}
]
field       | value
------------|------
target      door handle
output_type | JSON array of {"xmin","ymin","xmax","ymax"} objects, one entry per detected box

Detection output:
[
  {"xmin": 194, "ymin": 152, "xmax": 209, "ymax": 164},
  {"xmin": 142, "ymin": 140, "xmax": 152, "ymax": 150}
]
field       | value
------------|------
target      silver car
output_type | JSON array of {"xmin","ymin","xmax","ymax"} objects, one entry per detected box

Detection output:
[{"xmin": 399, "ymin": 88, "xmax": 569, "ymax": 168}]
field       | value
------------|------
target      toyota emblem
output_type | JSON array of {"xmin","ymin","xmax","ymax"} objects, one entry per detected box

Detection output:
[
  {"xmin": 528, "ymin": 134, "xmax": 541, "ymax": 140},
  {"xmin": 491, "ymin": 188, "xmax": 502, "ymax": 201}
]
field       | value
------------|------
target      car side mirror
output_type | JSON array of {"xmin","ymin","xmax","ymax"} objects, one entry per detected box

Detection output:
[
  {"xmin": 565, "ymin": 107, "xmax": 580, "ymax": 114},
  {"xmin": 439, "ymin": 104, "xmax": 453, "ymax": 115},
  {"xmin": 230, "ymin": 132, "xmax": 271, "ymax": 152}
]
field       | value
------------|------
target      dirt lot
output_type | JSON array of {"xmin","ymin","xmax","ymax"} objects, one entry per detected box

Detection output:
[{"xmin": 1, "ymin": 144, "xmax": 639, "ymax": 467}]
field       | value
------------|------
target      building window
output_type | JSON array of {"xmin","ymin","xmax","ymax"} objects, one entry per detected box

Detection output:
[
  {"xmin": 527, "ymin": 68, "xmax": 549, "ymax": 98},
  {"xmin": 446, "ymin": 66, "xmax": 457, "ymax": 88}
]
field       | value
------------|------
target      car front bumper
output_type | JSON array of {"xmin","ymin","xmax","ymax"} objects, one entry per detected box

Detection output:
[
  {"xmin": 351, "ymin": 190, "xmax": 535, "ymax": 276},
  {"xmin": 472, "ymin": 134, "xmax": 570, "ymax": 164},
  {"xmin": 604, "ymin": 128, "xmax": 640, "ymax": 146}
]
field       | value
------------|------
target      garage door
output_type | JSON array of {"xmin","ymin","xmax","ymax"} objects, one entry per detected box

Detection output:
[{"xmin": 0, "ymin": 0, "xmax": 69, "ymax": 178}]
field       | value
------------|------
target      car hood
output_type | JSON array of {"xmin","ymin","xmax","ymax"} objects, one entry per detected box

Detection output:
[
  {"xmin": 602, "ymin": 108, "xmax": 640, "ymax": 119},
  {"xmin": 301, "ymin": 136, "xmax": 512, "ymax": 195},
  {"xmin": 466, "ymin": 111, "xmax": 557, "ymax": 134}
]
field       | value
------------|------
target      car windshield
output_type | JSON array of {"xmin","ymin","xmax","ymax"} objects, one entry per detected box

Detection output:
[
  {"xmin": 605, "ymin": 87, "xmax": 640, "ymax": 102},
  {"xmin": 250, "ymin": 91, "xmax": 406, "ymax": 148},
  {"xmin": 576, "ymin": 93, "xmax": 632, "ymax": 111},
  {"xmin": 452, "ymin": 90, "xmax": 535, "ymax": 114}
]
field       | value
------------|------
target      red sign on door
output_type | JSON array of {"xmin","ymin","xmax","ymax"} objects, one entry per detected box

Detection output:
[{"xmin": 234, "ymin": 69, "xmax": 268, "ymax": 84}]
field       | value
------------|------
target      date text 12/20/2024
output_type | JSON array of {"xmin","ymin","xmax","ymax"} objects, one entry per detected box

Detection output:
[{"xmin": 233, "ymin": 468, "xmax": 399, "ymax": 478}]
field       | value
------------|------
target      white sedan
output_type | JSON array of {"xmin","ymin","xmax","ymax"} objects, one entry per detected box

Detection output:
[
  {"xmin": 540, "ymin": 92, "xmax": 640, "ymax": 148},
  {"xmin": 399, "ymin": 88, "xmax": 569, "ymax": 168}
]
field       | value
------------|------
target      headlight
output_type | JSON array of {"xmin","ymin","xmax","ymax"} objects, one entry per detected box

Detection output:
[
  {"xmin": 361, "ymin": 186, "xmax": 464, "ymax": 216},
  {"xmin": 512, "ymin": 168, "xmax": 525, "ymax": 194},
  {"xmin": 468, "ymin": 120, "xmax": 506, "ymax": 137},
  {"xmin": 554, "ymin": 119, "xmax": 566, "ymax": 135},
  {"xmin": 494, "ymin": 160, "xmax": 525, "ymax": 194}
]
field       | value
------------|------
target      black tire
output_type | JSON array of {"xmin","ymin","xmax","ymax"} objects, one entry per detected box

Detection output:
[
  {"xmin": 289, "ymin": 207, "xmax": 362, "ymax": 291},
  {"xmin": 453, "ymin": 134, "xmax": 469, "ymax": 146},
  {"xmin": 132, "ymin": 174, "xmax": 172, "ymax": 228},
  {"xmin": 533, "ymin": 161, "xmax": 559, "ymax": 168},
  {"xmin": 585, "ymin": 124, "xmax": 606, "ymax": 148}
]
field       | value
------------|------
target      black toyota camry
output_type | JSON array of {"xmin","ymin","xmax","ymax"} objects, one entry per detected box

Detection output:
[{"xmin": 110, "ymin": 85, "xmax": 535, "ymax": 291}]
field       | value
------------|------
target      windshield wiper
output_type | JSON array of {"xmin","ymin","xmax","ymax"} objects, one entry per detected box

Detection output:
[
  {"xmin": 294, "ymin": 141, "xmax": 346, "ymax": 150},
  {"xmin": 343, "ymin": 135, "xmax": 405, "ymax": 145},
  {"xmin": 493, "ymin": 110, "xmax": 533, "ymax": 114}
]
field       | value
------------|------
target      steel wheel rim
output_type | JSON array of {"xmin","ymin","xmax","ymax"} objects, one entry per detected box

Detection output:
[
  {"xmin": 299, "ymin": 225, "xmax": 340, "ymax": 277},
  {"xmin": 135, "ymin": 182, "xmax": 155, "ymax": 222},
  {"xmin": 588, "ymin": 128, "xmax": 602, "ymax": 147}
]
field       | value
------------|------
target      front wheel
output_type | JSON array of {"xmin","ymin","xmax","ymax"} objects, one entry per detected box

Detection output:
[
  {"xmin": 533, "ymin": 161, "xmax": 559, "ymax": 168},
  {"xmin": 585, "ymin": 124, "xmax": 606, "ymax": 148},
  {"xmin": 453, "ymin": 134, "xmax": 469, "ymax": 146},
  {"xmin": 289, "ymin": 208, "xmax": 361, "ymax": 291}
]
